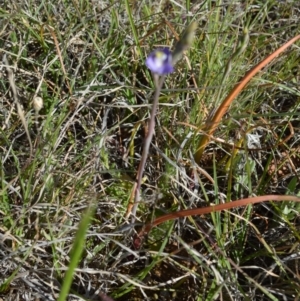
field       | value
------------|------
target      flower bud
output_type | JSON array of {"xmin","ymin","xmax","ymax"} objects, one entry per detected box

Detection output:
[
  {"xmin": 33, "ymin": 96, "xmax": 43, "ymax": 113},
  {"xmin": 172, "ymin": 22, "xmax": 197, "ymax": 65}
]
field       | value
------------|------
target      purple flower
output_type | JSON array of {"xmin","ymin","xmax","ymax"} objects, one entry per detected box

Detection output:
[{"xmin": 145, "ymin": 48, "xmax": 174, "ymax": 75}]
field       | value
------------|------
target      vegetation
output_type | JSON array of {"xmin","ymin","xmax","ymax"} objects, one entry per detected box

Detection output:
[{"xmin": 0, "ymin": 1, "xmax": 300, "ymax": 300}]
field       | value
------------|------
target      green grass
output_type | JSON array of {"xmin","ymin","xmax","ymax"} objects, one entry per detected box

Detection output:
[{"xmin": 0, "ymin": 0, "xmax": 300, "ymax": 300}]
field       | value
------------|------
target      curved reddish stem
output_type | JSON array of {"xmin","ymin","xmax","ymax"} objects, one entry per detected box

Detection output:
[
  {"xmin": 140, "ymin": 195, "xmax": 300, "ymax": 236},
  {"xmin": 194, "ymin": 34, "xmax": 300, "ymax": 162}
]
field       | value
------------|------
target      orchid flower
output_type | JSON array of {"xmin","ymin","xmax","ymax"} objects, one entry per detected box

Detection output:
[
  {"xmin": 130, "ymin": 22, "xmax": 197, "ymax": 223},
  {"xmin": 145, "ymin": 47, "xmax": 174, "ymax": 75}
]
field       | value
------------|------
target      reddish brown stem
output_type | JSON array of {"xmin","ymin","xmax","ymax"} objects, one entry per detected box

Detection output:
[
  {"xmin": 194, "ymin": 34, "xmax": 300, "ymax": 163},
  {"xmin": 140, "ymin": 195, "xmax": 300, "ymax": 236},
  {"xmin": 125, "ymin": 75, "xmax": 166, "ymax": 222}
]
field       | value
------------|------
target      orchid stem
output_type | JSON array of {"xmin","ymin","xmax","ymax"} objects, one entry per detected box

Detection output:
[{"xmin": 131, "ymin": 74, "xmax": 166, "ymax": 223}]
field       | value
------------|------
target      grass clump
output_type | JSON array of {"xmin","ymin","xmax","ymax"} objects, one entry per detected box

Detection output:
[{"xmin": 0, "ymin": 1, "xmax": 300, "ymax": 301}]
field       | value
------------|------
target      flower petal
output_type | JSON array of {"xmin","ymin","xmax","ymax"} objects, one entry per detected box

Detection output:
[{"xmin": 146, "ymin": 48, "xmax": 174, "ymax": 75}]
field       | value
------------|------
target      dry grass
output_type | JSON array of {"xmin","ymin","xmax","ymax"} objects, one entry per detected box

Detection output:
[{"xmin": 0, "ymin": 0, "xmax": 300, "ymax": 300}]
